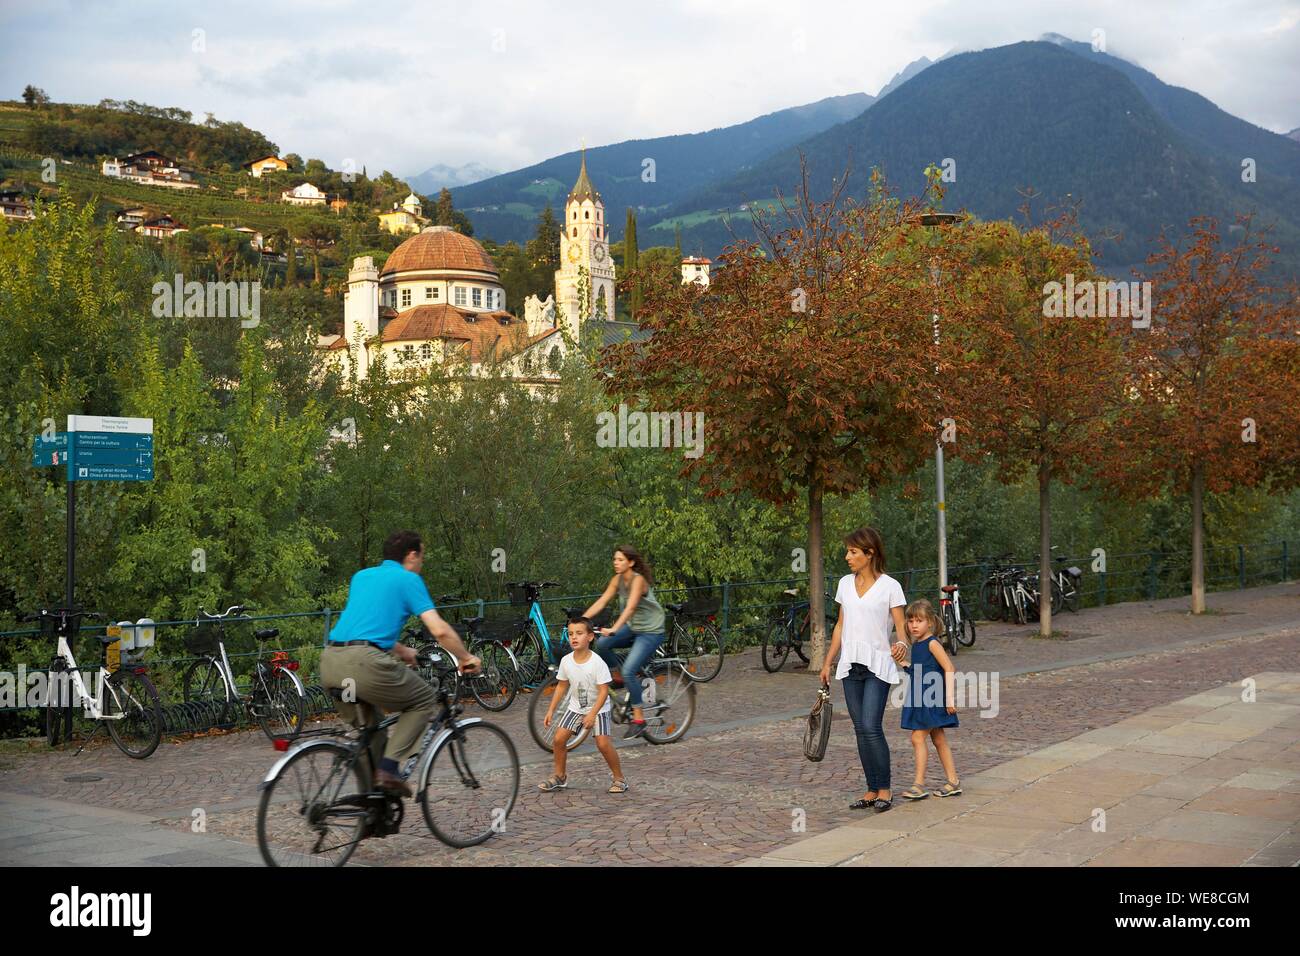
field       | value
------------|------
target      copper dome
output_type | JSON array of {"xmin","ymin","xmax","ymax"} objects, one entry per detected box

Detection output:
[{"xmin": 380, "ymin": 225, "xmax": 498, "ymax": 277}]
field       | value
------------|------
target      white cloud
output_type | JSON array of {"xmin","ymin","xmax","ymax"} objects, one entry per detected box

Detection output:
[{"xmin": 1, "ymin": 0, "xmax": 1295, "ymax": 178}]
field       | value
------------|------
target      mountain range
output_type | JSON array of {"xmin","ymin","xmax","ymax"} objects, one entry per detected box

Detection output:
[
  {"xmin": 408, "ymin": 161, "xmax": 499, "ymax": 194},
  {"xmin": 450, "ymin": 37, "xmax": 1300, "ymax": 276}
]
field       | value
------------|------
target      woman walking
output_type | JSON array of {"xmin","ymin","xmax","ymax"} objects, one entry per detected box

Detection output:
[
  {"xmin": 819, "ymin": 526, "xmax": 910, "ymax": 812},
  {"xmin": 583, "ymin": 545, "xmax": 666, "ymax": 739}
]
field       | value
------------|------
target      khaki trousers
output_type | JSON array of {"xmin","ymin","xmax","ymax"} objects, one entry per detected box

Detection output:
[{"xmin": 320, "ymin": 644, "xmax": 437, "ymax": 770}]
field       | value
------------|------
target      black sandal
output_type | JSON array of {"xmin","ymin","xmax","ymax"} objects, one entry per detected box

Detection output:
[{"xmin": 871, "ymin": 799, "xmax": 893, "ymax": 812}]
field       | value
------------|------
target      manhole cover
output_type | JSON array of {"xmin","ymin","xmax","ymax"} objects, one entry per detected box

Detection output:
[{"xmin": 63, "ymin": 773, "xmax": 104, "ymax": 783}]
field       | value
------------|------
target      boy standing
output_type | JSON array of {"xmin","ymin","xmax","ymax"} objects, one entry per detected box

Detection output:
[{"xmin": 539, "ymin": 617, "xmax": 629, "ymax": 794}]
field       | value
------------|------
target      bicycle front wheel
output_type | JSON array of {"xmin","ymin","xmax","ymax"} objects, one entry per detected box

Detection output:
[
  {"xmin": 257, "ymin": 741, "xmax": 368, "ymax": 867},
  {"xmin": 642, "ymin": 662, "xmax": 696, "ymax": 745},
  {"xmin": 419, "ymin": 721, "xmax": 519, "ymax": 849},
  {"xmin": 761, "ymin": 620, "xmax": 792, "ymax": 673},
  {"xmin": 978, "ymin": 580, "xmax": 1003, "ymax": 621},
  {"xmin": 181, "ymin": 657, "xmax": 238, "ymax": 730},
  {"xmin": 104, "ymin": 668, "xmax": 163, "ymax": 759},
  {"xmin": 512, "ymin": 625, "xmax": 547, "ymax": 688},
  {"xmin": 468, "ymin": 643, "xmax": 518, "ymax": 712}
]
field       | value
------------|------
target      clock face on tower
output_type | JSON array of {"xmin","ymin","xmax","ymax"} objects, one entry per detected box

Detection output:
[
  {"xmin": 567, "ymin": 244, "xmax": 581, "ymax": 263},
  {"xmin": 593, "ymin": 243, "xmax": 606, "ymax": 262}
]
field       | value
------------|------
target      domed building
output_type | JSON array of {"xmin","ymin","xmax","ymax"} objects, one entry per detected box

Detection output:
[{"xmin": 320, "ymin": 224, "xmax": 564, "ymax": 383}]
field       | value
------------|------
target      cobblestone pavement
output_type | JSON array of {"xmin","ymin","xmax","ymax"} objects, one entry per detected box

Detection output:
[{"xmin": 2, "ymin": 582, "xmax": 1297, "ymax": 865}]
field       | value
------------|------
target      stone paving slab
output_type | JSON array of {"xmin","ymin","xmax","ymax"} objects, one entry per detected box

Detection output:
[{"xmin": 747, "ymin": 671, "xmax": 1300, "ymax": 867}]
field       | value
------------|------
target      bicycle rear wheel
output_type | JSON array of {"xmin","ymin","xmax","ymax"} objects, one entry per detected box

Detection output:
[
  {"xmin": 957, "ymin": 616, "xmax": 976, "ymax": 647},
  {"xmin": 419, "ymin": 721, "xmax": 519, "ymax": 848},
  {"xmin": 104, "ymin": 668, "xmax": 163, "ymax": 758},
  {"xmin": 257, "ymin": 742, "xmax": 368, "ymax": 867},
  {"xmin": 675, "ymin": 618, "xmax": 723, "ymax": 682},
  {"xmin": 942, "ymin": 604, "xmax": 959, "ymax": 655},
  {"xmin": 642, "ymin": 661, "xmax": 696, "ymax": 744},
  {"xmin": 527, "ymin": 673, "xmax": 589, "ymax": 752},
  {"xmin": 761, "ymin": 620, "xmax": 792, "ymax": 673},
  {"xmin": 254, "ymin": 670, "xmax": 306, "ymax": 742}
]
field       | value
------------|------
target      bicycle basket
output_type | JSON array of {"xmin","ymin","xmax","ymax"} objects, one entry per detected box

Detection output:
[
  {"xmin": 184, "ymin": 623, "xmax": 221, "ymax": 655},
  {"xmin": 803, "ymin": 684, "xmax": 833, "ymax": 762},
  {"xmin": 463, "ymin": 618, "xmax": 528, "ymax": 644},
  {"xmin": 507, "ymin": 583, "xmax": 533, "ymax": 607},
  {"xmin": 676, "ymin": 592, "xmax": 720, "ymax": 618}
]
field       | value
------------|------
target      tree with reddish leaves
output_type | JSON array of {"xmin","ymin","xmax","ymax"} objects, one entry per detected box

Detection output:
[
  {"xmin": 1104, "ymin": 217, "xmax": 1300, "ymax": 613},
  {"xmin": 599, "ymin": 164, "xmax": 963, "ymax": 668},
  {"xmin": 940, "ymin": 214, "xmax": 1127, "ymax": 636}
]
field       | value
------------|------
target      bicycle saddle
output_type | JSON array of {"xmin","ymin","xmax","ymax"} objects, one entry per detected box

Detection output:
[
  {"xmin": 940, "ymin": 585, "xmax": 959, "ymax": 593},
  {"xmin": 665, "ymin": 602, "xmax": 687, "ymax": 613},
  {"xmin": 782, "ymin": 587, "xmax": 799, "ymax": 597},
  {"xmin": 462, "ymin": 616, "xmax": 485, "ymax": 626},
  {"xmin": 255, "ymin": 628, "xmax": 279, "ymax": 641}
]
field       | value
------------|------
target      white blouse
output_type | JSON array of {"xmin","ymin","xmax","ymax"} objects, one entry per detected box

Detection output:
[{"xmin": 834, "ymin": 572, "xmax": 906, "ymax": 684}]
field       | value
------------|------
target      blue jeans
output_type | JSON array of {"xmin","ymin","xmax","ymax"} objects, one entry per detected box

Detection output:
[
  {"xmin": 842, "ymin": 669, "xmax": 892, "ymax": 792},
  {"xmin": 596, "ymin": 624, "xmax": 664, "ymax": 707}
]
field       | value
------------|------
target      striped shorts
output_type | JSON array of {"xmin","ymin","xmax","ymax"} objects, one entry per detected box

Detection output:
[{"xmin": 558, "ymin": 708, "xmax": 611, "ymax": 737}]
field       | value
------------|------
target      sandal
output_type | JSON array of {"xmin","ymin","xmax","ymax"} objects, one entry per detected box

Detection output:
[
  {"xmin": 933, "ymin": 781, "xmax": 962, "ymax": 797},
  {"xmin": 871, "ymin": 798, "xmax": 893, "ymax": 813},
  {"xmin": 901, "ymin": 785, "xmax": 929, "ymax": 801},
  {"xmin": 608, "ymin": 779, "xmax": 629, "ymax": 794},
  {"xmin": 849, "ymin": 791, "xmax": 879, "ymax": 809},
  {"xmin": 537, "ymin": 775, "xmax": 568, "ymax": 792}
]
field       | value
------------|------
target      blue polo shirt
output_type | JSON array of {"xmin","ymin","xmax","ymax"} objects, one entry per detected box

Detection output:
[{"xmin": 327, "ymin": 560, "xmax": 436, "ymax": 650}]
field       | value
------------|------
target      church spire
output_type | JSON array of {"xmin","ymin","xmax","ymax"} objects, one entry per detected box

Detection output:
[{"xmin": 568, "ymin": 147, "xmax": 600, "ymax": 203}]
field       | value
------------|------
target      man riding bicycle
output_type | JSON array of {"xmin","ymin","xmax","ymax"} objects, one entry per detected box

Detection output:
[{"xmin": 320, "ymin": 530, "xmax": 480, "ymax": 797}]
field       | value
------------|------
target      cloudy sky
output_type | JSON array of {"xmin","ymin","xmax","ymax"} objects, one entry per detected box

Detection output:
[{"xmin": 3, "ymin": 0, "xmax": 1297, "ymax": 178}]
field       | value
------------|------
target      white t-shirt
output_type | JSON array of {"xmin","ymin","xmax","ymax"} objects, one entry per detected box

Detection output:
[
  {"xmin": 833, "ymin": 572, "xmax": 907, "ymax": 684},
  {"xmin": 556, "ymin": 651, "xmax": 613, "ymax": 715}
]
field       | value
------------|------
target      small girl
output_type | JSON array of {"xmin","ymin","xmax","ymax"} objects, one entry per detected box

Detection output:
[{"xmin": 899, "ymin": 598, "xmax": 961, "ymax": 799}]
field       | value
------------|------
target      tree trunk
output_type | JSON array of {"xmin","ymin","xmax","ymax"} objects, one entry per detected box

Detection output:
[
  {"xmin": 1038, "ymin": 458, "xmax": 1052, "ymax": 637},
  {"xmin": 807, "ymin": 478, "xmax": 827, "ymax": 670},
  {"xmin": 1190, "ymin": 461, "xmax": 1205, "ymax": 614}
]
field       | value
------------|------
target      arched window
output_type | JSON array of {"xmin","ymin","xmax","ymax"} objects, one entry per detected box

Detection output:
[
  {"xmin": 572, "ymin": 228, "xmax": 577, "ymax": 238},
  {"xmin": 596, "ymin": 227, "xmax": 601, "ymax": 238},
  {"xmin": 572, "ymin": 210, "xmax": 577, "ymax": 220},
  {"xmin": 597, "ymin": 210, "xmax": 601, "ymax": 221},
  {"xmin": 584, "ymin": 210, "xmax": 589, "ymax": 219}
]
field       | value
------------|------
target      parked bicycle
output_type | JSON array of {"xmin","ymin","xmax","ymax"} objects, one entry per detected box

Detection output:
[
  {"xmin": 939, "ymin": 582, "xmax": 976, "ymax": 654},
  {"xmin": 978, "ymin": 556, "xmax": 1046, "ymax": 625},
  {"xmin": 762, "ymin": 588, "xmax": 835, "ymax": 673},
  {"xmin": 182, "ymin": 605, "xmax": 307, "ymax": 742},
  {"xmin": 528, "ymin": 647, "xmax": 696, "ymax": 752},
  {"xmin": 21, "ymin": 607, "xmax": 162, "ymax": 759},
  {"xmin": 504, "ymin": 580, "xmax": 567, "ymax": 687},
  {"xmin": 255, "ymin": 649, "xmax": 519, "ymax": 866},
  {"xmin": 1041, "ymin": 548, "xmax": 1083, "ymax": 614},
  {"xmin": 408, "ymin": 614, "xmax": 520, "ymax": 713}
]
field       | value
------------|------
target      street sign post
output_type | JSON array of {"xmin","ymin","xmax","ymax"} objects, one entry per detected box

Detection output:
[{"xmin": 29, "ymin": 416, "xmax": 156, "ymax": 613}]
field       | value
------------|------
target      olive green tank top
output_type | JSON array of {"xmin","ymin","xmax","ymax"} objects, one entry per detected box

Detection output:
[{"xmin": 618, "ymin": 574, "xmax": 665, "ymax": 633}]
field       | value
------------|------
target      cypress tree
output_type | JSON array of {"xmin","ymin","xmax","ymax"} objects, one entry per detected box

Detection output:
[{"xmin": 625, "ymin": 208, "xmax": 640, "ymax": 321}]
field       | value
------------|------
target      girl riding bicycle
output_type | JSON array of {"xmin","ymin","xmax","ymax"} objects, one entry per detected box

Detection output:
[{"xmin": 583, "ymin": 544, "xmax": 665, "ymax": 739}]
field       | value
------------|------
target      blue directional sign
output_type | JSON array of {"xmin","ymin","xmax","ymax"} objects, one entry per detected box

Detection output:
[
  {"xmin": 32, "ymin": 432, "xmax": 69, "ymax": 467},
  {"xmin": 66, "ymin": 416, "xmax": 155, "ymax": 482}
]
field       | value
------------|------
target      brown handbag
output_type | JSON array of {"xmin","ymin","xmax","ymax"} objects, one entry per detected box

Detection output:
[{"xmin": 803, "ymin": 682, "xmax": 833, "ymax": 762}]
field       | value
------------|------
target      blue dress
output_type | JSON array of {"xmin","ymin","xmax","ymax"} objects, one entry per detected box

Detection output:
[{"xmin": 901, "ymin": 637, "xmax": 959, "ymax": 730}]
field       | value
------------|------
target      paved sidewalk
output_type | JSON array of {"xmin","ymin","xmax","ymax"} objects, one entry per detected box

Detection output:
[
  {"xmin": 0, "ymin": 791, "xmax": 264, "ymax": 866},
  {"xmin": 743, "ymin": 672, "xmax": 1300, "ymax": 866}
]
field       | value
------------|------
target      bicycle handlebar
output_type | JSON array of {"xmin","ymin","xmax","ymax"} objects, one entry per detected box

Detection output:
[
  {"xmin": 20, "ymin": 608, "xmax": 105, "ymax": 623},
  {"xmin": 197, "ymin": 604, "xmax": 253, "ymax": 621},
  {"xmin": 505, "ymin": 581, "xmax": 561, "ymax": 589}
]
